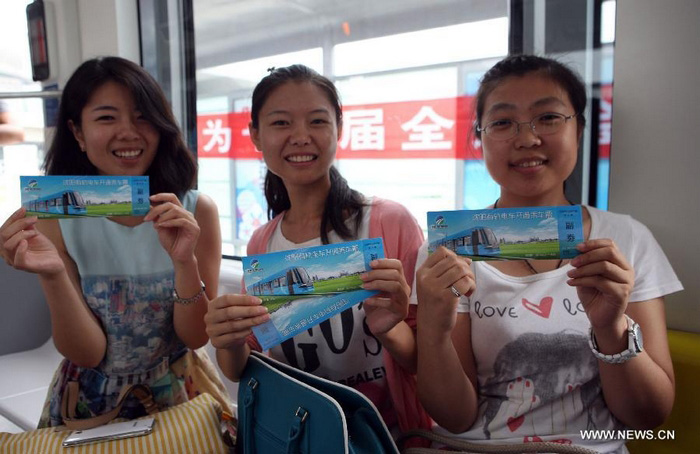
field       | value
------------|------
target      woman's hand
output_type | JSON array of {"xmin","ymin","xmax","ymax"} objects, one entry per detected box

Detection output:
[
  {"xmin": 415, "ymin": 246, "xmax": 475, "ymax": 340},
  {"xmin": 567, "ymin": 238, "xmax": 634, "ymax": 330},
  {"xmin": 0, "ymin": 207, "xmax": 64, "ymax": 275},
  {"xmin": 205, "ymin": 294, "xmax": 270, "ymax": 350},
  {"xmin": 145, "ymin": 193, "xmax": 200, "ymax": 264},
  {"xmin": 360, "ymin": 259, "xmax": 410, "ymax": 335}
]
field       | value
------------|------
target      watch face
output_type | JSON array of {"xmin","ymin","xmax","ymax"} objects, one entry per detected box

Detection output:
[{"xmin": 632, "ymin": 323, "xmax": 644, "ymax": 352}]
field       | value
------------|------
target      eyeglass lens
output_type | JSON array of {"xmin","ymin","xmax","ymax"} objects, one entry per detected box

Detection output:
[{"xmin": 486, "ymin": 113, "xmax": 569, "ymax": 140}]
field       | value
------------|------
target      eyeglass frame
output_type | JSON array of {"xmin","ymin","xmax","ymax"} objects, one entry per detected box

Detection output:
[{"xmin": 476, "ymin": 112, "xmax": 578, "ymax": 141}]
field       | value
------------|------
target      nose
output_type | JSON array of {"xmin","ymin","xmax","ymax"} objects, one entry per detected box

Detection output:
[
  {"xmin": 289, "ymin": 123, "xmax": 311, "ymax": 146},
  {"xmin": 513, "ymin": 121, "xmax": 541, "ymax": 148},
  {"xmin": 116, "ymin": 118, "xmax": 141, "ymax": 140}
]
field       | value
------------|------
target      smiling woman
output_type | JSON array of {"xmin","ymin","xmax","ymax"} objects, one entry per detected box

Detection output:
[
  {"xmin": 204, "ymin": 64, "xmax": 432, "ymax": 436},
  {"xmin": 0, "ymin": 55, "xmax": 226, "ymax": 428},
  {"xmin": 68, "ymin": 81, "xmax": 159, "ymax": 176},
  {"xmin": 413, "ymin": 55, "xmax": 682, "ymax": 454},
  {"xmin": 43, "ymin": 57, "xmax": 196, "ymax": 196}
]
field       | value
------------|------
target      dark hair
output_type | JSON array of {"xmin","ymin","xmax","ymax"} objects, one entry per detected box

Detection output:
[
  {"xmin": 251, "ymin": 64, "xmax": 342, "ymax": 129},
  {"xmin": 474, "ymin": 55, "xmax": 587, "ymax": 139},
  {"xmin": 43, "ymin": 56, "xmax": 196, "ymax": 196},
  {"xmin": 252, "ymin": 64, "xmax": 364, "ymax": 244}
]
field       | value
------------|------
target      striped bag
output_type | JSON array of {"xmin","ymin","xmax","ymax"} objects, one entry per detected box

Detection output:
[{"xmin": 0, "ymin": 393, "xmax": 230, "ymax": 454}]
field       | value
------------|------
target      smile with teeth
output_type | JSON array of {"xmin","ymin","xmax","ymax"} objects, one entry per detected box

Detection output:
[
  {"xmin": 513, "ymin": 159, "xmax": 545, "ymax": 168},
  {"xmin": 286, "ymin": 155, "xmax": 316, "ymax": 163},
  {"xmin": 113, "ymin": 149, "xmax": 143, "ymax": 159}
]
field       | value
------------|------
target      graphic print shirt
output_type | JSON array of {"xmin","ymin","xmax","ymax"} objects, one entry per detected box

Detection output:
[{"xmin": 415, "ymin": 207, "xmax": 682, "ymax": 454}]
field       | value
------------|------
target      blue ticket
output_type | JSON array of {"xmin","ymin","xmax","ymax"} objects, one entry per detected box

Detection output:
[
  {"xmin": 20, "ymin": 175, "xmax": 150, "ymax": 218},
  {"xmin": 427, "ymin": 205, "xmax": 584, "ymax": 260},
  {"xmin": 243, "ymin": 238, "xmax": 385, "ymax": 350}
]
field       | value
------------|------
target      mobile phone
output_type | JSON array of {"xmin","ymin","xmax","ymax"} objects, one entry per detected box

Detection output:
[{"xmin": 62, "ymin": 417, "xmax": 155, "ymax": 447}]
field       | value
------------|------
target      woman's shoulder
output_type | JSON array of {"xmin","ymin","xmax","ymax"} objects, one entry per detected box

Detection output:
[
  {"xmin": 587, "ymin": 205, "xmax": 666, "ymax": 269},
  {"xmin": 193, "ymin": 192, "xmax": 217, "ymax": 216},
  {"xmin": 247, "ymin": 212, "xmax": 284, "ymax": 255},
  {"xmin": 587, "ymin": 205, "xmax": 652, "ymax": 239},
  {"xmin": 370, "ymin": 197, "xmax": 415, "ymax": 219},
  {"xmin": 369, "ymin": 197, "xmax": 421, "ymax": 234}
]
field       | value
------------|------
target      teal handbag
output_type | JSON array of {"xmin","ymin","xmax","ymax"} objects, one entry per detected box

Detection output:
[{"xmin": 238, "ymin": 351, "xmax": 399, "ymax": 454}]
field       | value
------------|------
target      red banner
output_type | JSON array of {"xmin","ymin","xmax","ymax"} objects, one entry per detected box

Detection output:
[
  {"xmin": 196, "ymin": 86, "xmax": 612, "ymax": 160},
  {"xmin": 598, "ymin": 84, "xmax": 613, "ymax": 159},
  {"xmin": 197, "ymin": 96, "xmax": 479, "ymax": 160}
]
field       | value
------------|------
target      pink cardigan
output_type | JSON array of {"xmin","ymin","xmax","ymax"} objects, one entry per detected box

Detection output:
[{"xmin": 245, "ymin": 198, "xmax": 432, "ymax": 434}]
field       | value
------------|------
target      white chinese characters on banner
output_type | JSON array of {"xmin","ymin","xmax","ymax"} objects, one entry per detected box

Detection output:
[
  {"xmin": 339, "ymin": 108, "xmax": 385, "ymax": 150},
  {"xmin": 400, "ymin": 106, "xmax": 454, "ymax": 150},
  {"xmin": 599, "ymin": 99, "xmax": 612, "ymax": 145},
  {"xmin": 202, "ymin": 118, "xmax": 232, "ymax": 153}
]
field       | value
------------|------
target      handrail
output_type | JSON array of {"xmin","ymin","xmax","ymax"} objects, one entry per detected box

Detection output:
[{"xmin": 0, "ymin": 91, "xmax": 62, "ymax": 100}]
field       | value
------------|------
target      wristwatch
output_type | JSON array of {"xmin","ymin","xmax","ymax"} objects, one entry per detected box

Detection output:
[
  {"xmin": 588, "ymin": 314, "xmax": 643, "ymax": 364},
  {"xmin": 173, "ymin": 280, "xmax": 206, "ymax": 305}
]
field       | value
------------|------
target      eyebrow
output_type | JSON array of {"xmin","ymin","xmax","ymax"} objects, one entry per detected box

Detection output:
[
  {"xmin": 90, "ymin": 105, "xmax": 119, "ymax": 113},
  {"xmin": 265, "ymin": 108, "xmax": 331, "ymax": 117},
  {"xmin": 486, "ymin": 97, "xmax": 567, "ymax": 116}
]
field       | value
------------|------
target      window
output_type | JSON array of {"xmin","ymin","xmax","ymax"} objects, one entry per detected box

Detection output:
[
  {"xmin": 190, "ymin": 0, "xmax": 615, "ymax": 256},
  {"xmin": 0, "ymin": 0, "xmax": 47, "ymax": 222}
]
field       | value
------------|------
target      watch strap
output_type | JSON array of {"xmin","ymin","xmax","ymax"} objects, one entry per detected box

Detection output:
[{"xmin": 588, "ymin": 314, "xmax": 640, "ymax": 364}]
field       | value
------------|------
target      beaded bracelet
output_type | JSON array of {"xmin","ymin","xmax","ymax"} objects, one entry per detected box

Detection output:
[{"xmin": 173, "ymin": 281, "xmax": 206, "ymax": 305}]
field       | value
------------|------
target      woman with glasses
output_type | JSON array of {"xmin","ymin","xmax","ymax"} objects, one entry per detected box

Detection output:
[{"xmin": 412, "ymin": 55, "xmax": 681, "ymax": 453}]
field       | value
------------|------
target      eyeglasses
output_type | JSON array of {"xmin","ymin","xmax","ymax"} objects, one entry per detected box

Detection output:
[{"xmin": 477, "ymin": 112, "xmax": 577, "ymax": 141}]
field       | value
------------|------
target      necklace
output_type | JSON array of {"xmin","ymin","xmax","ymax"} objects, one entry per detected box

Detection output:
[
  {"xmin": 523, "ymin": 258, "xmax": 564, "ymax": 275},
  {"xmin": 493, "ymin": 198, "xmax": 566, "ymax": 275}
]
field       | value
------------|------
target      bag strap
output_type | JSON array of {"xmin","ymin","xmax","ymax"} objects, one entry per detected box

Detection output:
[
  {"xmin": 286, "ymin": 407, "xmax": 308, "ymax": 454},
  {"xmin": 60, "ymin": 381, "xmax": 159, "ymax": 430},
  {"xmin": 240, "ymin": 377, "xmax": 258, "ymax": 453},
  {"xmin": 398, "ymin": 429, "xmax": 599, "ymax": 454},
  {"xmin": 240, "ymin": 374, "xmax": 310, "ymax": 454}
]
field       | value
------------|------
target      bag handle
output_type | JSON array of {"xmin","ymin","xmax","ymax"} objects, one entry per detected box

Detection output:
[
  {"xmin": 398, "ymin": 429, "xmax": 600, "ymax": 454},
  {"xmin": 60, "ymin": 381, "xmax": 159, "ymax": 430}
]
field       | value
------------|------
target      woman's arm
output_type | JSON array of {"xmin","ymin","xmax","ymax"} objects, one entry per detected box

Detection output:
[
  {"xmin": 0, "ymin": 110, "xmax": 25, "ymax": 144},
  {"xmin": 205, "ymin": 294, "xmax": 270, "ymax": 381},
  {"xmin": 415, "ymin": 246, "xmax": 479, "ymax": 433},
  {"xmin": 362, "ymin": 259, "xmax": 416, "ymax": 372},
  {"xmin": 593, "ymin": 298, "xmax": 675, "ymax": 428},
  {"xmin": 369, "ymin": 200, "xmax": 425, "ymax": 371},
  {"xmin": 568, "ymin": 238, "xmax": 675, "ymax": 428},
  {"xmin": 154, "ymin": 193, "xmax": 221, "ymax": 349},
  {"xmin": 36, "ymin": 219, "xmax": 107, "ymax": 367},
  {"xmin": 418, "ymin": 313, "xmax": 479, "ymax": 433}
]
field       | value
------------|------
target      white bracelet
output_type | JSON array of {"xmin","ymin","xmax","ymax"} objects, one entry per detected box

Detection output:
[{"xmin": 173, "ymin": 280, "xmax": 206, "ymax": 305}]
